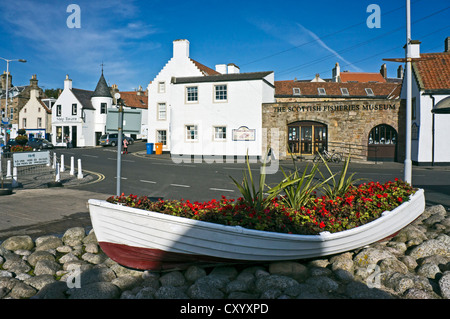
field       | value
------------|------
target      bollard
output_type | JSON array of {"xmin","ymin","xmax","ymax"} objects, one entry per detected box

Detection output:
[
  {"xmin": 60, "ymin": 155, "xmax": 65, "ymax": 172},
  {"xmin": 77, "ymin": 159, "xmax": 83, "ymax": 179},
  {"xmin": 70, "ymin": 156, "xmax": 75, "ymax": 176},
  {"xmin": 12, "ymin": 167, "xmax": 18, "ymax": 188},
  {"xmin": 53, "ymin": 153, "xmax": 57, "ymax": 169},
  {"xmin": 55, "ymin": 162, "xmax": 61, "ymax": 182},
  {"xmin": 6, "ymin": 160, "xmax": 12, "ymax": 179}
]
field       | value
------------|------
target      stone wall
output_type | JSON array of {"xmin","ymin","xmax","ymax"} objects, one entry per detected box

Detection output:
[{"xmin": 262, "ymin": 98, "xmax": 405, "ymax": 161}]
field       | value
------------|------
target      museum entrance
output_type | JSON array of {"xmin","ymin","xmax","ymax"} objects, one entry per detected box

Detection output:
[
  {"xmin": 368, "ymin": 124, "xmax": 397, "ymax": 161},
  {"xmin": 288, "ymin": 121, "xmax": 327, "ymax": 155}
]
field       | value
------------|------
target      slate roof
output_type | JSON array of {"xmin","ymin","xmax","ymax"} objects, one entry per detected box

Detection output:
[
  {"xmin": 92, "ymin": 72, "xmax": 113, "ymax": 98},
  {"xmin": 275, "ymin": 80, "xmax": 401, "ymax": 99},
  {"xmin": 412, "ymin": 52, "xmax": 450, "ymax": 93},
  {"xmin": 172, "ymin": 71, "xmax": 274, "ymax": 84},
  {"xmin": 72, "ymin": 88, "xmax": 94, "ymax": 110}
]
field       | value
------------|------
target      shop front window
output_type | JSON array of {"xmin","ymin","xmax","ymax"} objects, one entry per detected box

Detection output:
[{"xmin": 288, "ymin": 121, "xmax": 327, "ymax": 155}]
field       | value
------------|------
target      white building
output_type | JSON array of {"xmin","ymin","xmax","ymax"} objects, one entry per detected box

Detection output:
[
  {"xmin": 51, "ymin": 72, "xmax": 112, "ymax": 147},
  {"xmin": 18, "ymin": 75, "xmax": 53, "ymax": 139},
  {"xmin": 147, "ymin": 39, "xmax": 275, "ymax": 159},
  {"xmin": 400, "ymin": 37, "xmax": 450, "ymax": 165}
]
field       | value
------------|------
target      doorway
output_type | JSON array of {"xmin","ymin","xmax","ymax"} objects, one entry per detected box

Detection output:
[
  {"xmin": 288, "ymin": 121, "xmax": 327, "ymax": 155},
  {"xmin": 368, "ymin": 124, "xmax": 397, "ymax": 161}
]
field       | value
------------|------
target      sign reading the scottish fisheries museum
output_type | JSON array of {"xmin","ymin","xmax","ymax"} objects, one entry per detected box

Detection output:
[
  {"xmin": 13, "ymin": 151, "xmax": 50, "ymax": 167},
  {"xmin": 232, "ymin": 126, "xmax": 256, "ymax": 141},
  {"xmin": 273, "ymin": 103, "xmax": 397, "ymax": 113}
]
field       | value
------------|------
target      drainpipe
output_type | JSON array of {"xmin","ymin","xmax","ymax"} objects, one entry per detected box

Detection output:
[{"xmin": 430, "ymin": 95, "xmax": 435, "ymax": 166}]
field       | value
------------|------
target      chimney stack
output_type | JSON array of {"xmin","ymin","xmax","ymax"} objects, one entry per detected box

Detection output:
[
  {"xmin": 173, "ymin": 39, "xmax": 190, "ymax": 59},
  {"xmin": 227, "ymin": 63, "xmax": 240, "ymax": 74},
  {"xmin": 64, "ymin": 74, "xmax": 72, "ymax": 90},
  {"xmin": 29, "ymin": 74, "xmax": 38, "ymax": 88},
  {"xmin": 1, "ymin": 71, "xmax": 12, "ymax": 90},
  {"xmin": 397, "ymin": 65, "xmax": 404, "ymax": 79},
  {"xmin": 445, "ymin": 37, "xmax": 450, "ymax": 53},
  {"xmin": 332, "ymin": 62, "xmax": 340, "ymax": 82}
]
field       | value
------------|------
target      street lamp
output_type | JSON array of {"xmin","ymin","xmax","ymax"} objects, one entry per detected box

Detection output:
[{"xmin": 0, "ymin": 57, "xmax": 27, "ymax": 141}]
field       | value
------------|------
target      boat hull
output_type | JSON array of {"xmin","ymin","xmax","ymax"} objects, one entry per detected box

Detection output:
[{"xmin": 88, "ymin": 189, "xmax": 425, "ymax": 270}]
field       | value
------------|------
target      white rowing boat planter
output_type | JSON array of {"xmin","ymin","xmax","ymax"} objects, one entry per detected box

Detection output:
[{"xmin": 88, "ymin": 188, "xmax": 425, "ymax": 271}]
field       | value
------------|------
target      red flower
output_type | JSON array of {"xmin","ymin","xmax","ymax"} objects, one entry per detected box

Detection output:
[
  {"xmin": 319, "ymin": 221, "xmax": 326, "ymax": 229},
  {"xmin": 397, "ymin": 197, "xmax": 403, "ymax": 203}
]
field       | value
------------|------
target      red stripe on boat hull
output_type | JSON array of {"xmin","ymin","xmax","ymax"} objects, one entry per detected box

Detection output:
[{"xmin": 98, "ymin": 242, "xmax": 239, "ymax": 271}]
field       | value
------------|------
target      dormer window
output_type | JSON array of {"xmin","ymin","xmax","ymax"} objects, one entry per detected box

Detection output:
[
  {"xmin": 365, "ymin": 88, "xmax": 374, "ymax": 96},
  {"xmin": 318, "ymin": 88, "xmax": 326, "ymax": 96},
  {"xmin": 293, "ymin": 88, "xmax": 301, "ymax": 96},
  {"xmin": 341, "ymin": 88, "xmax": 349, "ymax": 96}
]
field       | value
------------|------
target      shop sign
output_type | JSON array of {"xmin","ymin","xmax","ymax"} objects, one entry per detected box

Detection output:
[
  {"xmin": 273, "ymin": 103, "xmax": 397, "ymax": 113},
  {"xmin": 13, "ymin": 151, "xmax": 50, "ymax": 167},
  {"xmin": 232, "ymin": 126, "xmax": 255, "ymax": 141}
]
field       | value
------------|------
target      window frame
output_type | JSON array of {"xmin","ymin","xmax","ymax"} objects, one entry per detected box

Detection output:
[
  {"xmin": 214, "ymin": 84, "xmax": 228, "ymax": 102},
  {"xmin": 186, "ymin": 86, "xmax": 199, "ymax": 103},
  {"xmin": 156, "ymin": 130, "xmax": 167, "ymax": 145},
  {"xmin": 213, "ymin": 126, "xmax": 227, "ymax": 141},
  {"xmin": 365, "ymin": 88, "xmax": 374, "ymax": 96},
  {"xmin": 158, "ymin": 81, "xmax": 166, "ymax": 93},
  {"xmin": 37, "ymin": 117, "xmax": 42, "ymax": 128},
  {"xmin": 72, "ymin": 103, "xmax": 77, "ymax": 116},
  {"xmin": 185, "ymin": 124, "xmax": 198, "ymax": 141},
  {"xmin": 293, "ymin": 88, "xmax": 301, "ymax": 96},
  {"xmin": 340, "ymin": 88, "xmax": 349, "ymax": 96},
  {"xmin": 318, "ymin": 88, "xmax": 326, "ymax": 96},
  {"xmin": 100, "ymin": 103, "xmax": 107, "ymax": 114},
  {"xmin": 157, "ymin": 102, "xmax": 167, "ymax": 120},
  {"xmin": 56, "ymin": 105, "xmax": 62, "ymax": 117}
]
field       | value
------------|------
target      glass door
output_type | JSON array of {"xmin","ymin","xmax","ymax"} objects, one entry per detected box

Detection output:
[
  {"xmin": 301, "ymin": 126, "xmax": 312, "ymax": 154},
  {"xmin": 314, "ymin": 126, "xmax": 327, "ymax": 154},
  {"xmin": 288, "ymin": 126, "xmax": 300, "ymax": 153}
]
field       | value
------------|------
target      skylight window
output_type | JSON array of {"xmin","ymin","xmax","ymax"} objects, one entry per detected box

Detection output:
[
  {"xmin": 318, "ymin": 88, "xmax": 326, "ymax": 95},
  {"xmin": 365, "ymin": 88, "xmax": 374, "ymax": 96},
  {"xmin": 341, "ymin": 88, "xmax": 349, "ymax": 96},
  {"xmin": 293, "ymin": 88, "xmax": 301, "ymax": 96}
]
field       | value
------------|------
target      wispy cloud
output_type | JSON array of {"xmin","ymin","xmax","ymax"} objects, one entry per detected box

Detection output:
[
  {"xmin": 295, "ymin": 23, "xmax": 363, "ymax": 72},
  {"xmin": 0, "ymin": 0, "xmax": 160, "ymax": 89}
]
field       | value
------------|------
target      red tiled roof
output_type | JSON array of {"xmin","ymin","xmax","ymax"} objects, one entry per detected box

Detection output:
[
  {"xmin": 119, "ymin": 91, "xmax": 148, "ymax": 109},
  {"xmin": 275, "ymin": 80, "xmax": 401, "ymax": 98},
  {"xmin": 190, "ymin": 59, "xmax": 220, "ymax": 76},
  {"xmin": 413, "ymin": 52, "xmax": 450, "ymax": 91},
  {"xmin": 340, "ymin": 72, "xmax": 386, "ymax": 83}
]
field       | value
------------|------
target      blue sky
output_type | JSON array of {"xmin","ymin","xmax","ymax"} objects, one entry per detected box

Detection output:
[{"xmin": 0, "ymin": 0, "xmax": 449, "ymax": 92}]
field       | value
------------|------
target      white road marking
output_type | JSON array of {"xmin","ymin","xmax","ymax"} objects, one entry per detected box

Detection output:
[
  {"xmin": 170, "ymin": 184, "xmax": 191, "ymax": 188},
  {"xmin": 209, "ymin": 188, "xmax": 235, "ymax": 192},
  {"xmin": 82, "ymin": 154, "xmax": 99, "ymax": 158},
  {"xmin": 114, "ymin": 177, "xmax": 128, "ymax": 180},
  {"xmin": 140, "ymin": 180, "xmax": 156, "ymax": 184}
]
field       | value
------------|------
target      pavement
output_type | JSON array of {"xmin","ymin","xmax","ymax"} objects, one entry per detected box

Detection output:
[{"xmin": 0, "ymin": 165, "xmax": 108, "ymax": 241}]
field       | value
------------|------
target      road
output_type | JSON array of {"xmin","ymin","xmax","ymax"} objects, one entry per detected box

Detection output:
[{"xmin": 53, "ymin": 141, "xmax": 450, "ymax": 209}]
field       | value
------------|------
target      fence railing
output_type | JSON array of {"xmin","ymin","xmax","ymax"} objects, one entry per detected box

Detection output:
[{"xmin": 0, "ymin": 150, "xmax": 84, "ymax": 188}]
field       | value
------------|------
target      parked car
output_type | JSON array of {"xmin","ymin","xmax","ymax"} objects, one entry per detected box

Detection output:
[
  {"xmin": 99, "ymin": 133, "xmax": 134, "ymax": 147},
  {"xmin": 27, "ymin": 138, "xmax": 54, "ymax": 150},
  {"xmin": 2, "ymin": 139, "xmax": 19, "ymax": 152}
]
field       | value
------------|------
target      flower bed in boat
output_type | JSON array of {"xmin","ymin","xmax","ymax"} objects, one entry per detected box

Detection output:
[{"xmin": 106, "ymin": 178, "xmax": 416, "ymax": 236}]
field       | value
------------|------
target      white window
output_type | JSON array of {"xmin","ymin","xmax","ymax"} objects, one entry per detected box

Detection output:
[
  {"xmin": 293, "ymin": 88, "xmax": 301, "ymax": 96},
  {"xmin": 318, "ymin": 88, "xmax": 326, "ymax": 95},
  {"xmin": 157, "ymin": 130, "xmax": 167, "ymax": 145},
  {"xmin": 214, "ymin": 85, "xmax": 227, "ymax": 102},
  {"xmin": 158, "ymin": 82, "xmax": 165, "ymax": 93},
  {"xmin": 22, "ymin": 118, "xmax": 27, "ymax": 128},
  {"xmin": 158, "ymin": 103, "xmax": 166, "ymax": 120},
  {"xmin": 186, "ymin": 125, "xmax": 198, "ymax": 141},
  {"xmin": 72, "ymin": 103, "xmax": 77, "ymax": 115},
  {"xmin": 214, "ymin": 126, "xmax": 227, "ymax": 141},
  {"xmin": 37, "ymin": 117, "xmax": 42, "ymax": 128},
  {"xmin": 56, "ymin": 105, "xmax": 61, "ymax": 117},
  {"xmin": 340, "ymin": 88, "xmax": 349, "ymax": 96},
  {"xmin": 186, "ymin": 86, "xmax": 198, "ymax": 103},
  {"xmin": 365, "ymin": 88, "xmax": 374, "ymax": 96}
]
